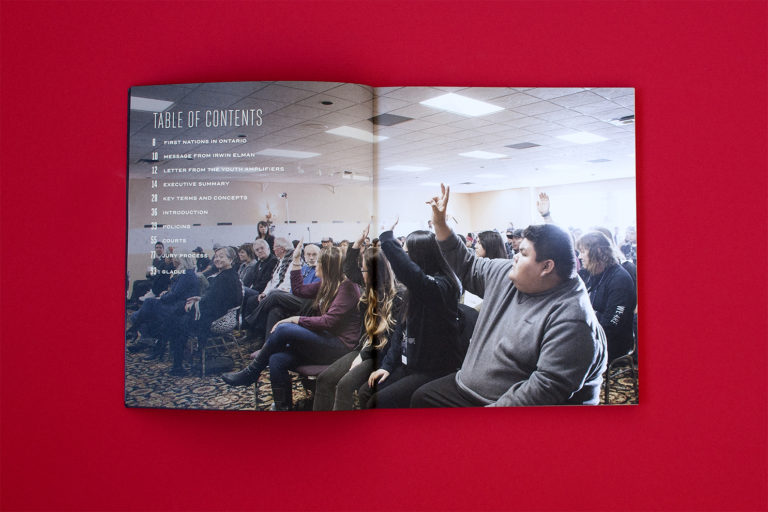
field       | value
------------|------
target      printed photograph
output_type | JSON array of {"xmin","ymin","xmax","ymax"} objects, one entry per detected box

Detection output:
[{"xmin": 126, "ymin": 82, "xmax": 637, "ymax": 410}]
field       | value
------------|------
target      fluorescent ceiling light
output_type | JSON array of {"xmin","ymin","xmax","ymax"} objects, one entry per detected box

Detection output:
[
  {"xmin": 326, "ymin": 126, "xmax": 388, "ymax": 143},
  {"xmin": 459, "ymin": 150, "xmax": 506, "ymax": 160},
  {"xmin": 476, "ymin": 173, "xmax": 505, "ymax": 179},
  {"xmin": 255, "ymin": 149, "xmax": 320, "ymax": 159},
  {"xmin": 420, "ymin": 93, "xmax": 504, "ymax": 117},
  {"xmin": 131, "ymin": 97, "xmax": 174, "ymax": 112},
  {"xmin": 385, "ymin": 165, "xmax": 431, "ymax": 172},
  {"xmin": 556, "ymin": 132, "xmax": 608, "ymax": 144}
]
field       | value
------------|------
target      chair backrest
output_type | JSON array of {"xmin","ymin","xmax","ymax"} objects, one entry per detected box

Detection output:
[
  {"xmin": 457, "ymin": 303, "xmax": 479, "ymax": 358},
  {"xmin": 210, "ymin": 306, "xmax": 240, "ymax": 334}
]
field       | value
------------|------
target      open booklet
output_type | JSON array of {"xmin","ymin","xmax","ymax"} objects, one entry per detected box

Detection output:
[{"xmin": 126, "ymin": 81, "xmax": 637, "ymax": 410}]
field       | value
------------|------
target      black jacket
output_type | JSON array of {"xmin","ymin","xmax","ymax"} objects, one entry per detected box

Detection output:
[
  {"xmin": 250, "ymin": 253, "xmax": 278, "ymax": 294},
  {"xmin": 379, "ymin": 231, "xmax": 462, "ymax": 376},
  {"xmin": 582, "ymin": 263, "xmax": 636, "ymax": 360}
]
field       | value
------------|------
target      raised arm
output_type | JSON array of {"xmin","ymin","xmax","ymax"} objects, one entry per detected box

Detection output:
[
  {"xmin": 343, "ymin": 225, "xmax": 369, "ymax": 286},
  {"xmin": 426, "ymin": 183, "xmax": 453, "ymax": 241},
  {"xmin": 537, "ymin": 192, "xmax": 554, "ymax": 224},
  {"xmin": 379, "ymin": 230, "xmax": 452, "ymax": 305}
]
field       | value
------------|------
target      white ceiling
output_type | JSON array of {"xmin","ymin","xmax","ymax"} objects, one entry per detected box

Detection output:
[{"xmin": 129, "ymin": 82, "xmax": 635, "ymax": 193}]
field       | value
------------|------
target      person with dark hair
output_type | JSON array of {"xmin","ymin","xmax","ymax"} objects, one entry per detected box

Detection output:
[
  {"xmin": 475, "ymin": 230, "xmax": 508, "ymax": 260},
  {"xmin": 505, "ymin": 228, "xmax": 524, "ymax": 258},
  {"xmin": 576, "ymin": 232, "xmax": 636, "ymax": 361},
  {"xmin": 357, "ymin": 219, "xmax": 463, "ymax": 409},
  {"xmin": 256, "ymin": 219, "xmax": 274, "ymax": 252},
  {"xmin": 236, "ymin": 243, "xmax": 258, "ymax": 288},
  {"xmin": 620, "ymin": 226, "xmax": 637, "ymax": 265},
  {"xmin": 591, "ymin": 226, "xmax": 637, "ymax": 294},
  {"xmin": 314, "ymin": 224, "xmax": 404, "ymax": 411},
  {"xmin": 463, "ymin": 230, "xmax": 507, "ymax": 309},
  {"xmin": 131, "ymin": 242, "xmax": 174, "ymax": 303},
  {"xmin": 192, "ymin": 246, "xmax": 211, "ymax": 274},
  {"xmin": 222, "ymin": 244, "xmax": 361, "ymax": 411},
  {"xmin": 126, "ymin": 255, "xmax": 200, "ymax": 354},
  {"xmin": 164, "ymin": 246, "xmax": 243, "ymax": 376},
  {"xmin": 411, "ymin": 184, "xmax": 606, "ymax": 407}
]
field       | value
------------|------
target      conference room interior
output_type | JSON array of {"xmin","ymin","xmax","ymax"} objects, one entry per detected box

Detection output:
[{"xmin": 125, "ymin": 83, "xmax": 637, "ymax": 410}]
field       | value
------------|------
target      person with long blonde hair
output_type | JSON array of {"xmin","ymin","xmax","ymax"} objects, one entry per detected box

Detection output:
[
  {"xmin": 313, "ymin": 225, "xmax": 404, "ymax": 411},
  {"xmin": 357, "ymin": 219, "xmax": 463, "ymax": 409},
  {"xmin": 222, "ymin": 242, "xmax": 361, "ymax": 411}
]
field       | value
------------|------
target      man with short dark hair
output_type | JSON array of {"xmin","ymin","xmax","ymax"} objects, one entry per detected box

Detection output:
[
  {"xmin": 412, "ymin": 184, "xmax": 607, "ymax": 407},
  {"xmin": 505, "ymin": 228, "xmax": 524, "ymax": 258}
]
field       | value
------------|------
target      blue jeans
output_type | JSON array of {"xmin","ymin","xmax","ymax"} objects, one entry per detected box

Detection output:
[{"xmin": 251, "ymin": 323, "xmax": 352, "ymax": 400}]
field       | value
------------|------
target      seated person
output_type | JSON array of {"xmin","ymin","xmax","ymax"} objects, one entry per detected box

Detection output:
[
  {"xmin": 357, "ymin": 220, "xmax": 463, "ymax": 409},
  {"xmin": 242, "ymin": 241, "xmax": 321, "ymax": 345},
  {"xmin": 505, "ymin": 228, "xmax": 524, "ymax": 258},
  {"xmin": 314, "ymin": 225, "xmax": 404, "ymax": 411},
  {"xmin": 126, "ymin": 255, "xmax": 200, "ymax": 354},
  {"xmin": 243, "ymin": 239, "xmax": 278, "ymax": 300},
  {"xmin": 193, "ymin": 246, "xmax": 211, "ymax": 274},
  {"xmin": 475, "ymin": 230, "xmax": 507, "ymax": 260},
  {"xmin": 164, "ymin": 246, "xmax": 243, "ymax": 376},
  {"xmin": 300, "ymin": 243, "xmax": 320, "ymax": 284},
  {"xmin": 221, "ymin": 244, "xmax": 362, "ymax": 411},
  {"xmin": 463, "ymin": 230, "xmax": 507, "ymax": 309},
  {"xmin": 129, "ymin": 241, "xmax": 174, "ymax": 303},
  {"xmin": 412, "ymin": 184, "xmax": 607, "ymax": 407},
  {"xmin": 575, "ymin": 231, "xmax": 636, "ymax": 361},
  {"xmin": 620, "ymin": 226, "xmax": 637, "ymax": 265},
  {"xmin": 236, "ymin": 243, "xmax": 259, "ymax": 289}
]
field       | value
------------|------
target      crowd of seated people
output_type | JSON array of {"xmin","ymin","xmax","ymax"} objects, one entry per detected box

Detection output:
[{"xmin": 126, "ymin": 187, "xmax": 638, "ymax": 408}]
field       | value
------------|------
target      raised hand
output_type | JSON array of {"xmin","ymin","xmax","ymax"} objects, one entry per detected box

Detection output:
[
  {"xmin": 426, "ymin": 183, "xmax": 450, "ymax": 226},
  {"xmin": 354, "ymin": 223, "xmax": 370, "ymax": 249},
  {"xmin": 292, "ymin": 238, "xmax": 304, "ymax": 263},
  {"xmin": 537, "ymin": 192, "xmax": 550, "ymax": 216}
]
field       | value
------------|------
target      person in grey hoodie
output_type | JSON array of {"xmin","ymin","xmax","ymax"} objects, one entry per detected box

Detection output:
[{"xmin": 411, "ymin": 184, "xmax": 607, "ymax": 407}]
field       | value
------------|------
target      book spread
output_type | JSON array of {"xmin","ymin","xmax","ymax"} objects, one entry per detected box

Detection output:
[{"xmin": 126, "ymin": 82, "xmax": 637, "ymax": 410}]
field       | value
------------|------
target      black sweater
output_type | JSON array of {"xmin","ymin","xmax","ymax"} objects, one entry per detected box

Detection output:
[
  {"xmin": 199, "ymin": 268, "xmax": 243, "ymax": 324},
  {"xmin": 379, "ymin": 231, "xmax": 462, "ymax": 376},
  {"xmin": 582, "ymin": 263, "xmax": 636, "ymax": 360}
]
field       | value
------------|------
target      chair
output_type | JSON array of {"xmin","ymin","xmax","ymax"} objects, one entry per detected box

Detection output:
[
  {"xmin": 251, "ymin": 363, "xmax": 329, "ymax": 410},
  {"xmin": 194, "ymin": 306, "xmax": 245, "ymax": 377},
  {"xmin": 602, "ymin": 336, "xmax": 638, "ymax": 404}
]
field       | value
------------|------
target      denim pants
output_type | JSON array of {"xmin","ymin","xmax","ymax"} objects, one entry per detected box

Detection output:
[{"xmin": 251, "ymin": 323, "xmax": 351, "ymax": 401}]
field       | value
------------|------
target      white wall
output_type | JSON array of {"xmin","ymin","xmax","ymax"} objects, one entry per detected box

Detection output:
[{"xmin": 127, "ymin": 177, "xmax": 637, "ymax": 293}]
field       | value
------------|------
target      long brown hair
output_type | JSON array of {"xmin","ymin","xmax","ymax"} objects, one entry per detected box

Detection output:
[
  {"xmin": 312, "ymin": 246, "xmax": 345, "ymax": 315},
  {"xmin": 360, "ymin": 247, "xmax": 398, "ymax": 349},
  {"xmin": 576, "ymin": 231, "xmax": 618, "ymax": 275}
]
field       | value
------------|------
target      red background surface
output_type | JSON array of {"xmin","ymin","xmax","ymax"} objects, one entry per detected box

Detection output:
[{"xmin": 1, "ymin": 1, "xmax": 766, "ymax": 510}]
